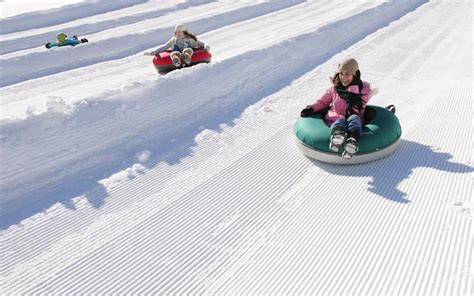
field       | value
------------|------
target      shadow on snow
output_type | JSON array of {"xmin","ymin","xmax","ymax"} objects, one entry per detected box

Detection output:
[{"xmin": 313, "ymin": 139, "xmax": 473, "ymax": 203}]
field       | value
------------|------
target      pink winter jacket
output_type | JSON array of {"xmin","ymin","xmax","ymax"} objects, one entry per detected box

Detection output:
[{"xmin": 308, "ymin": 82, "xmax": 372, "ymax": 126}]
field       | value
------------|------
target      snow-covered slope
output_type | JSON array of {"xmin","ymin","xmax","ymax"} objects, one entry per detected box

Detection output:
[
  {"xmin": 0, "ymin": 0, "xmax": 148, "ymax": 35},
  {"xmin": 1, "ymin": 0, "xmax": 472, "ymax": 294}
]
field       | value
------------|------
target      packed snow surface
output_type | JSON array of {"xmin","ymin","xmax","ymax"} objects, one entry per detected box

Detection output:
[{"xmin": 0, "ymin": 0, "xmax": 472, "ymax": 294}]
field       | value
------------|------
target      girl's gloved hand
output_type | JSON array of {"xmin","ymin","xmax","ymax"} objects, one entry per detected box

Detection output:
[{"xmin": 300, "ymin": 107, "xmax": 314, "ymax": 117}]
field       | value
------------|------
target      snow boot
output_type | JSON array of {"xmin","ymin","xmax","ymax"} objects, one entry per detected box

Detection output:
[
  {"xmin": 45, "ymin": 42, "xmax": 52, "ymax": 49},
  {"xmin": 342, "ymin": 137, "xmax": 358, "ymax": 159},
  {"xmin": 171, "ymin": 53, "xmax": 182, "ymax": 67},
  {"xmin": 80, "ymin": 38, "xmax": 88, "ymax": 43},
  {"xmin": 342, "ymin": 129, "xmax": 360, "ymax": 159},
  {"xmin": 329, "ymin": 126, "xmax": 347, "ymax": 152},
  {"xmin": 182, "ymin": 48, "xmax": 193, "ymax": 65}
]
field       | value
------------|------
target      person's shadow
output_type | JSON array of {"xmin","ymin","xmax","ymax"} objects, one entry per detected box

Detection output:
[{"xmin": 312, "ymin": 139, "xmax": 473, "ymax": 203}]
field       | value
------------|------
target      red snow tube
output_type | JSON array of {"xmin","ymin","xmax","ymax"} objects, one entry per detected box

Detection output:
[{"xmin": 152, "ymin": 47, "xmax": 212, "ymax": 74}]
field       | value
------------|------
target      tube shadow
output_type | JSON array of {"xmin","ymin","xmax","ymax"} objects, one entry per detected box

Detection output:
[{"xmin": 313, "ymin": 139, "xmax": 473, "ymax": 203}]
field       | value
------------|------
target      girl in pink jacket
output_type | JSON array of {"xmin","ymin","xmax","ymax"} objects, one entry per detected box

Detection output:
[{"xmin": 300, "ymin": 58, "xmax": 372, "ymax": 159}]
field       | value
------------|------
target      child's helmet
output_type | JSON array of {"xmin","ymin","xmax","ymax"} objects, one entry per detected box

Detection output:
[{"xmin": 57, "ymin": 32, "xmax": 67, "ymax": 43}]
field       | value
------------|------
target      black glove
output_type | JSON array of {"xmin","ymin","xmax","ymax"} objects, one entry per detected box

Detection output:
[{"xmin": 300, "ymin": 107, "xmax": 314, "ymax": 117}]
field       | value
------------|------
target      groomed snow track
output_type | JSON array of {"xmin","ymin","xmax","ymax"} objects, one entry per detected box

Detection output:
[{"xmin": 1, "ymin": 1, "xmax": 472, "ymax": 294}]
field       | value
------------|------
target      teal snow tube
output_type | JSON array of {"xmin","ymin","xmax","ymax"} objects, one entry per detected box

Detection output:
[
  {"xmin": 45, "ymin": 39, "xmax": 81, "ymax": 48},
  {"xmin": 294, "ymin": 105, "xmax": 402, "ymax": 164}
]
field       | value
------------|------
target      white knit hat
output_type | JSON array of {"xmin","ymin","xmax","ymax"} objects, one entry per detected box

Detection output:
[
  {"xmin": 175, "ymin": 24, "xmax": 187, "ymax": 32},
  {"xmin": 338, "ymin": 58, "xmax": 359, "ymax": 75}
]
